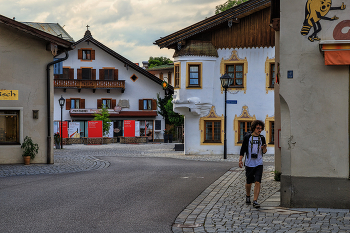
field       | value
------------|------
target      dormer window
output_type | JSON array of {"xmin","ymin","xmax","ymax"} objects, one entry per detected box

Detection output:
[
  {"xmin": 78, "ymin": 48, "xmax": 95, "ymax": 61},
  {"xmin": 83, "ymin": 50, "xmax": 91, "ymax": 60}
]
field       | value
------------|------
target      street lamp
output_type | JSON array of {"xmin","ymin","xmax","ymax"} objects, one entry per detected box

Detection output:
[
  {"xmin": 220, "ymin": 73, "xmax": 234, "ymax": 159},
  {"xmin": 58, "ymin": 95, "xmax": 65, "ymax": 149}
]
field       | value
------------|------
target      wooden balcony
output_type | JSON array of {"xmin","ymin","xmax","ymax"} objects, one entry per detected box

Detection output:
[{"xmin": 54, "ymin": 79, "xmax": 125, "ymax": 92}]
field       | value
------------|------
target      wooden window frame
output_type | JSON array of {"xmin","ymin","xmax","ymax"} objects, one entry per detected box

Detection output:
[
  {"xmin": 174, "ymin": 63, "xmax": 181, "ymax": 88},
  {"xmin": 186, "ymin": 63, "xmax": 202, "ymax": 88},
  {"xmin": 204, "ymin": 120, "xmax": 222, "ymax": 143},
  {"xmin": 99, "ymin": 68, "xmax": 118, "ymax": 80},
  {"xmin": 78, "ymin": 48, "xmax": 95, "ymax": 61},
  {"xmin": 200, "ymin": 106, "xmax": 224, "ymax": 145},
  {"xmin": 66, "ymin": 98, "xmax": 85, "ymax": 110},
  {"xmin": 168, "ymin": 71, "xmax": 172, "ymax": 85},
  {"xmin": 220, "ymin": 50, "xmax": 248, "ymax": 93},
  {"xmin": 265, "ymin": 116, "xmax": 275, "ymax": 146},
  {"xmin": 0, "ymin": 110, "xmax": 20, "ymax": 145},
  {"xmin": 226, "ymin": 64, "xmax": 244, "ymax": 88},
  {"xmin": 265, "ymin": 57, "xmax": 275, "ymax": 93},
  {"xmin": 237, "ymin": 121, "xmax": 252, "ymax": 143},
  {"xmin": 139, "ymin": 99, "xmax": 157, "ymax": 110}
]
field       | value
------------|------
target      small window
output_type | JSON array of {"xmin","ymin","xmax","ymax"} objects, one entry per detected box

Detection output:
[
  {"xmin": 175, "ymin": 64, "xmax": 180, "ymax": 88},
  {"xmin": 83, "ymin": 50, "xmax": 91, "ymax": 60},
  {"xmin": 226, "ymin": 64, "xmax": 244, "ymax": 87},
  {"xmin": 238, "ymin": 121, "xmax": 252, "ymax": 142},
  {"xmin": 82, "ymin": 68, "xmax": 91, "ymax": 80},
  {"xmin": 269, "ymin": 63, "xmax": 275, "ymax": 88},
  {"xmin": 143, "ymin": 100, "xmax": 152, "ymax": 110},
  {"xmin": 168, "ymin": 72, "xmax": 172, "ymax": 85},
  {"xmin": 0, "ymin": 110, "xmax": 20, "ymax": 145},
  {"xmin": 70, "ymin": 99, "xmax": 80, "ymax": 109},
  {"xmin": 104, "ymin": 69, "xmax": 114, "ymax": 80},
  {"xmin": 204, "ymin": 120, "xmax": 221, "ymax": 143},
  {"xmin": 269, "ymin": 121, "xmax": 275, "ymax": 144},
  {"xmin": 102, "ymin": 99, "xmax": 111, "ymax": 109},
  {"xmin": 189, "ymin": 65, "xmax": 200, "ymax": 86}
]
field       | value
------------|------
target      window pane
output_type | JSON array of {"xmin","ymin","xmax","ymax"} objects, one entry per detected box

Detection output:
[
  {"xmin": 240, "ymin": 122, "xmax": 244, "ymax": 141},
  {"xmin": 83, "ymin": 50, "xmax": 91, "ymax": 60},
  {"xmin": 236, "ymin": 79, "xmax": 243, "ymax": 86},
  {"xmin": 71, "ymin": 99, "xmax": 75, "ymax": 109},
  {"xmin": 148, "ymin": 100, "xmax": 152, "ymax": 110},
  {"xmin": 214, "ymin": 122, "xmax": 221, "ymax": 140},
  {"xmin": 102, "ymin": 99, "xmax": 106, "ymax": 107},
  {"xmin": 190, "ymin": 73, "xmax": 198, "ymax": 79},
  {"xmin": 190, "ymin": 79, "xmax": 199, "ymax": 85},
  {"xmin": 190, "ymin": 66, "xmax": 198, "ymax": 72},
  {"xmin": 105, "ymin": 69, "xmax": 114, "ymax": 80},
  {"xmin": 205, "ymin": 122, "xmax": 212, "ymax": 140},
  {"xmin": 143, "ymin": 100, "xmax": 147, "ymax": 110},
  {"xmin": 236, "ymin": 72, "xmax": 243, "ymax": 79},
  {"xmin": 0, "ymin": 110, "xmax": 19, "ymax": 144},
  {"xmin": 236, "ymin": 65, "xmax": 243, "ymax": 72},
  {"xmin": 75, "ymin": 99, "xmax": 79, "ymax": 109},
  {"xmin": 227, "ymin": 65, "xmax": 235, "ymax": 72}
]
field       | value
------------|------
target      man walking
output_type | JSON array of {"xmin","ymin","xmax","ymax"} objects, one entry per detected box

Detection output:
[{"xmin": 239, "ymin": 120, "xmax": 267, "ymax": 208}]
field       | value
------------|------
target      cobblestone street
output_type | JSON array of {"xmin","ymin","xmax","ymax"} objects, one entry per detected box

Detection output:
[{"xmin": 1, "ymin": 144, "xmax": 349, "ymax": 232}]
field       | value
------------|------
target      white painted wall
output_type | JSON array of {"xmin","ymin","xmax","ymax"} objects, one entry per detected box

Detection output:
[
  {"xmin": 174, "ymin": 47, "xmax": 275, "ymax": 155},
  {"xmin": 54, "ymin": 40, "xmax": 166, "ymax": 137}
]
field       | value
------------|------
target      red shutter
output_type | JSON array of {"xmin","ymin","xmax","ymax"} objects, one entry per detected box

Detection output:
[
  {"xmin": 91, "ymin": 50, "xmax": 95, "ymax": 60},
  {"xmin": 66, "ymin": 99, "xmax": 71, "ymax": 110},
  {"xmin": 69, "ymin": 68, "xmax": 74, "ymax": 80},
  {"xmin": 97, "ymin": 99, "xmax": 102, "ymax": 109},
  {"xmin": 78, "ymin": 49, "xmax": 82, "ymax": 59},
  {"xmin": 92, "ymin": 69, "xmax": 96, "ymax": 80},
  {"xmin": 114, "ymin": 69, "xmax": 118, "ymax": 80},
  {"xmin": 77, "ymin": 69, "xmax": 82, "ymax": 80},
  {"xmin": 152, "ymin": 99, "xmax": 157, "ymax": 110},
  {"xmin": 112, "ymin": 99, "xmax": 116, "ymax": 109},
  {"xmin": 99, "ymin": 69, "xmax": 104, "ymax": 80},
  {"xmin": 80, "ymin": 99, "xmax": 85, "ymax": 109},
  {"xmin": 139, "ymin": 99, "xmax": 143, "ymax": 110}
]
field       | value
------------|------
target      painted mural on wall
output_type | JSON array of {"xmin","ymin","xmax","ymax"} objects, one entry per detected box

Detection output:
[{"xmin": 301, "ymin": 0, "xmax": 346, "ymax": 42}]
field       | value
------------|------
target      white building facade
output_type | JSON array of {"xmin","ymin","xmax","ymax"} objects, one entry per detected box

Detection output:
[
  {"xmin": 54, "ymin": 30, "xmax": 172, "ymax": 141},
  {"xmin": 155, "ymin": 1, "xmax": 275, "ymax": 155}
]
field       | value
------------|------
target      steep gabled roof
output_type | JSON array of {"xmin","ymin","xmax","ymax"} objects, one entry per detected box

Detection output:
[
  {"xmin": 74, "ymin": 30, "xmax": 174, "ymax": 94},
  {"xmin": 0, "ymin": 14, "xmax": 72, "ymax": 49},
  {"xmin": 154, "ymin": 0, "xmax": 270, "ymax": 49}
]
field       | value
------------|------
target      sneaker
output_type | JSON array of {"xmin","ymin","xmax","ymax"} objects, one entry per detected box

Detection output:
[
  {"xmin": 246, "ymin": 196, "xmax": 251, "ymax": 205},
  {"xmin": 253, "ymin": 200, "xmax": 260, "ymax": 208}
]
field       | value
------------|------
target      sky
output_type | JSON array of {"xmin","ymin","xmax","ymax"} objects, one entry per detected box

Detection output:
[{"xmin": 0, "ymin": 0, "xmax": 224, "ymax": 64}]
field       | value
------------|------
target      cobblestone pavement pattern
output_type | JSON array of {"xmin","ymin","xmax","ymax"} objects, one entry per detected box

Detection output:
[{"xmin": 1, "ymin": 144, "xmax": 349, "ymax": 232}]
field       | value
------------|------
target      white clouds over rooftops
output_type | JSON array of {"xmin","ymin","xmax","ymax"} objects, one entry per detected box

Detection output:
[{"xmin": 1, "ymin": 0, "xmax": 222, "ymax": 64}]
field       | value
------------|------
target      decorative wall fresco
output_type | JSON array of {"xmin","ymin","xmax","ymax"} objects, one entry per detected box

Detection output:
[{"xmin": 301, "ymin": 0, "xmax": 346, "ymax": 42}]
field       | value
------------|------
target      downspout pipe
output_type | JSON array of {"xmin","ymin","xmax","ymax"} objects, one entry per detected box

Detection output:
[{"xmin": 46, "ymin": 50, "xmax": 69, "ymax": 164}]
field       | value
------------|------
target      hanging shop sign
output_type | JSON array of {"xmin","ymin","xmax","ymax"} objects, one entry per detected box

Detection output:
[{"xmin": 0, "ymin": 90, "xmax": 18, "ymax": 100}]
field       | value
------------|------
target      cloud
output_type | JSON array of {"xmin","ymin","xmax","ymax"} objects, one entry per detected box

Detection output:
[{"xmin": 0, "ymin": 0, "xmax": 223, "ymax": 63}]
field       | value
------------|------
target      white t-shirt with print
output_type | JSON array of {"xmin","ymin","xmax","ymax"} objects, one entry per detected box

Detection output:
[{"xmin": 245, "ymin": 135, "xmax": 263, "ymax": 167}]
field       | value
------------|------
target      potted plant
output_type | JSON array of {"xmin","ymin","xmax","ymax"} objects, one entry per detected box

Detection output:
[
  {"xmin": 21, "ymin": 136, "xmax": 39, "ymax": 165},
  {"xmin": 54, "ymin": 132, "xmax": 60, "ymax": 149}
]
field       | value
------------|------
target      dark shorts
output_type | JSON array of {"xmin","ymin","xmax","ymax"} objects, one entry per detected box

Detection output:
[{"xmin": 245, "ymin": 165, "xmax": 263, "ymax": 184}]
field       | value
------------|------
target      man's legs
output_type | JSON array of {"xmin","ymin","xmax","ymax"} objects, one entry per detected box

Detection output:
[{"xmin": 253, "ymin": 181, "xmax": 260, "ymax": 201}]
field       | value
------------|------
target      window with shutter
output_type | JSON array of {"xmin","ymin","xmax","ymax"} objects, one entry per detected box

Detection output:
[
  {"xmin": 104, "ymin": 69, "xmax": 114, "ymax": 80},
  {"xmin": 0, "ymin": 110, "xmax": 20, "ymax": 145},
  {"xmin": 82, "ymin": 68, "xmax": 91, "ymax": 80}
]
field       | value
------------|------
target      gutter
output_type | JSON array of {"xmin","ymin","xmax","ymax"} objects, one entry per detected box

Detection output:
[{"xmin": 46, "ymin": 50, "xmax": 69, "ymax": 164}]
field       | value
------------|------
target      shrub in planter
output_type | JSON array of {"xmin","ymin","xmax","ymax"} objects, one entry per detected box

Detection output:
[{"xmin": 21, "ymin": 136, "xmax": 39, "ymax": 164}]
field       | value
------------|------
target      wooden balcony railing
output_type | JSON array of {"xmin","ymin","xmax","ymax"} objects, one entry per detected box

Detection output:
[{"xmin": 54, "ymin": 79, "xmax": 125, "ymax": 90}]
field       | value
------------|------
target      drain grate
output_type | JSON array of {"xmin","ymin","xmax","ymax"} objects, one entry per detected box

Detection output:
[{"xmin": 173, "ymin": 223, "xmax": 202, "ymax": 228}]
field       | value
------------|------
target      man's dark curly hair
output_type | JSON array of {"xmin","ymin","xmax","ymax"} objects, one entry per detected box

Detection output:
[{"xmin": 251, "ymin": 120, "xmax": 265, "ymax": 132}]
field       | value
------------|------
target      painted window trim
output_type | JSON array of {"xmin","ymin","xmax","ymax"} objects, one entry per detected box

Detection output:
[
  {"xmin": 265, "ymin": 115, "xmax": 275, "ymax": 147},
  {"xmin": 174, "ymin": 62, "xmax": 181, "ymax": 89},
  {"xmin": 0, "ymin": 107, "xmax": 23, "ymax": 145},
  {"xmin": 220, "ymin": 50, "xmax": 248, "ymax": 94},
  {"xmin": 186, "ymin": 62, "xmax": 202, "ymax": 89},
  {"xmin": 200, "ymin": 106, "xmax": 224, "ymax": 145},
  {"xmin": 234, "ymin": 106, "xmax": 256, "ymax": 146},
  {"xmin": 265, "ymin": 57, "xmax": 275, "ymax": 93}
]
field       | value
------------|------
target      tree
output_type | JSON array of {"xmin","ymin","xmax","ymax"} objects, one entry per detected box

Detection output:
[
  {"xmin": 157, "ymin": 93, "xmax": 184, "ymax": 127},
  {"xmin": 93, "ymin": 105, "xmax": 112, "ymax": 137},
  {"xmin": 148, "ymin": 56, "xmax": 172, "ymax": 68},
  {"xmin": 215, "ymin": 0, "xmax": 248, "ymax": 14}
]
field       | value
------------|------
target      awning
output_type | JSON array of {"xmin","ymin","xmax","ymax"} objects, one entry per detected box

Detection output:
[{"xmin": 320, "ymin": 40, "xmax": 350, "ymax": 65}]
